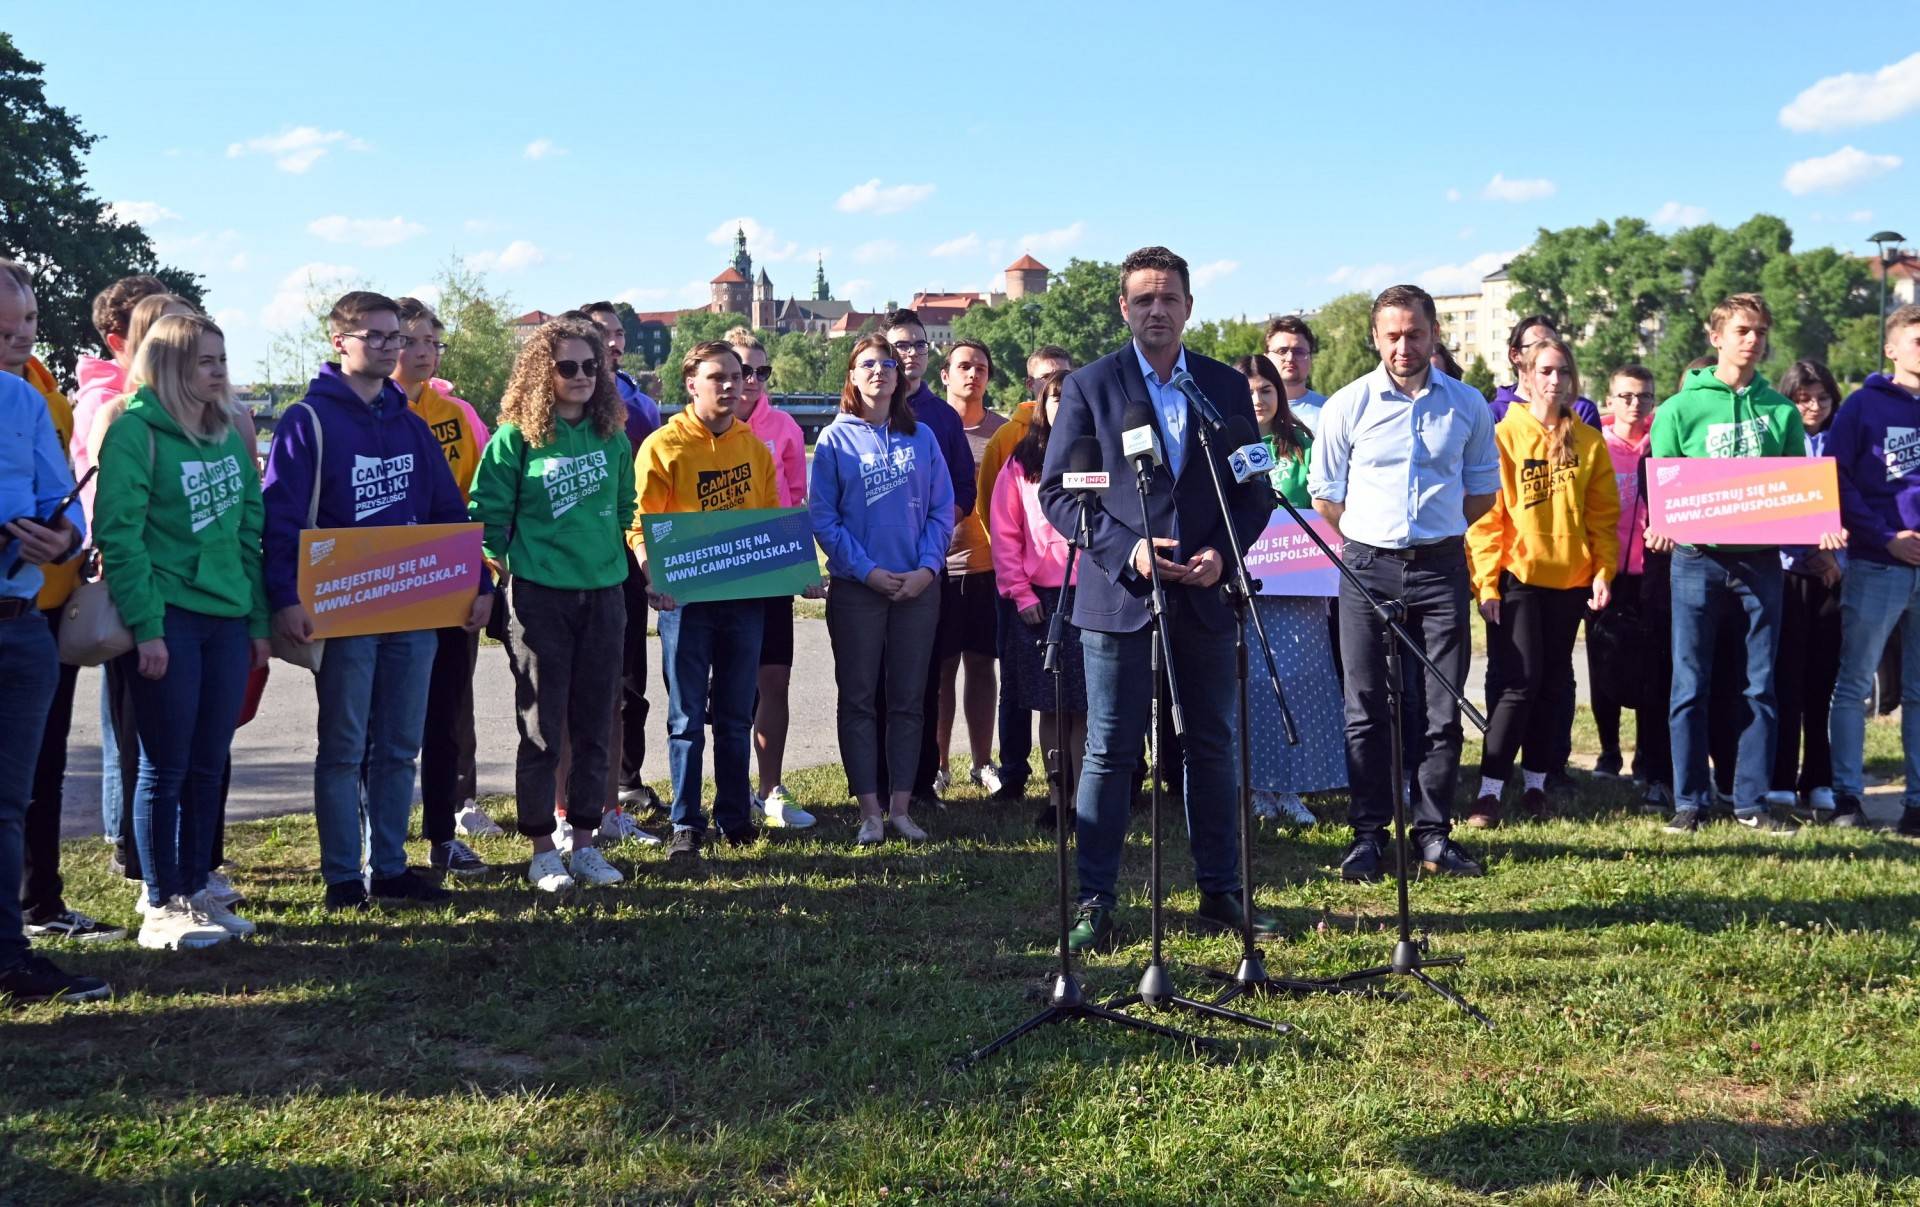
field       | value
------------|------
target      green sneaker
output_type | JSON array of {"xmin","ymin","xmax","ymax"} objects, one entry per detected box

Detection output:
[{"xmin": 1066, "ymin": 905, "xmax": 1115, "ymax": 954}]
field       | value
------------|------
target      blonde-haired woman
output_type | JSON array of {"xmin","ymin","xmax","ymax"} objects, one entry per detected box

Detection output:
[
  {"xmin": 469, "ymin": 318, "xmax": 635, "ymax": 891},
  {"xmin": 93, "ymin": 314, "xmax": 269, "ymax": 950},
  {"xmin": 1464, "ymin": 336, "xmax": 1619, "ymax": 827}
]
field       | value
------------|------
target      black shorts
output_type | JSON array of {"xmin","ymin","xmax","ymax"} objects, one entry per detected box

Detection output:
[
  {"xmin": 935, "ymin": 570, "xmax": 999, "ymax": 661},
  {"xmin": 759, "ymin": 595, "xmax": 795, "ymax": 668}
]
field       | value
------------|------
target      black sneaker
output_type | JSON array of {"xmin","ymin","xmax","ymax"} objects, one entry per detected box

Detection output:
[
  {"xmin": 1066, "ymin": 904, "xmax": 1115, "ymax": 954},
  {"xmin": 1664, "ymin": 807, "xmax": 1703, "ymax": 834},
  {"xmin": 1340, "ymin": 836, "xmax": 1385, "ymax": 883},
  {"xmin": 0, "ymin": 955, "xmax": 111, "ymax": 1005},
  {"xmin": 429, "ymin": 838, "xmax": 489, "ymax": 878},
  {"xmin": 992, "ymin": 778, "xmax": 1028, "ymax": 803},
  {"xmin": 619, "ymin": 784, "xmax": 666, "ymax": 821},
  {"xmin": 1736, "ymin": 810, "xmax": 1800, "ymax": 836},
  {"xmin": 1195, "ymin": 891, "xmax": 1280, "ymax": 937},
  {"xmin": 667, "ymin": 828, "xmax": 703, "ymax": 867},
  {"xmin": 1033, "ymin": 802, "xmax": 1058, "ymax": 830},
  {"xmin": 1519, "ymin": 787, "xmax": 1551, "ymax": 821},
  {"xmin": 369, "ymin": 870, "xmax": 454, "ymax": 907},
  {"xmin": 24, "ymin": 908, "xmax": 126, "ymax": 943},
  {"xmin": 1830, "ymin": 795, "xmax": 1868, "ymax": 828},
  {"xmin": 1545, "ymin": 768, "xmax": 1577, "ymax": 796},
  {"xmin": 323, "ymin": 880, "xmax": 370, "ymax": 912},
  {"xmin": 1897, "ymin": 807, "xmax": 1920, "ymax": 839},
  {"xmin": 1640, "ymin": 783, "xmax": 1673, "ymax": 814},
  {"xmin": 1593, "ymin": 751, "xmax": 1624, "ymax": 778},
  {"xmin": 720, "ymin": 825, "xmax": 758, "ymax": 848},
  {"xmin": 1419, "ymin": 839, "xmax": 1484, "ymax": 877}
]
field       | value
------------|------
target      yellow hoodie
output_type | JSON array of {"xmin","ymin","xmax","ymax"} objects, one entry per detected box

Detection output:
[
  {"xmin": 24, "ymin": 357, "xmax": 79, "ymax": 610},
  {"xmin": 630, "ymin": 408, "xmax": 777, "ymax": 554},
  {"xmin": 409, "ymin": 382, "xmax": 480, "ymax": 499},
  {"xmin": 1467, "ymin": 402, "xmax": 1621, "ymax": 603}
]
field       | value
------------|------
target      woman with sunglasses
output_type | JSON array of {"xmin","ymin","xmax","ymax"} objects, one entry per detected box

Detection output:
[
  {"xmin": 468, "ymin": 318, "xmax": 635, "ymax": 892},
  {"xmin": 810, "ymin": 335, "xmax": 955, "ymax": 843}
]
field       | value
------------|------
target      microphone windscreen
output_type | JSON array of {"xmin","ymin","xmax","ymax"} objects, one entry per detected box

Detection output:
[
  {"xmin": 1122, "ymin": 401, "xmax": 1156, "ymax": 435},
  {"xmin": 1225, "ymin": 414, "xmax": 1256, "ymax": 449},
  {"xmin": 1068, "ymin": 436, "xmax": 1102, "ymax": 474}
]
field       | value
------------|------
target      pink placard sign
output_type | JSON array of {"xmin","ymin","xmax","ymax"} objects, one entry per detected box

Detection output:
[
  {"xmin": 1645, "ymin": 457, "xmax": 1839, "ymax": 545},
  {"xmin": 1246, "ymin": 516, "xmax": 1341, "ymax": 597}
]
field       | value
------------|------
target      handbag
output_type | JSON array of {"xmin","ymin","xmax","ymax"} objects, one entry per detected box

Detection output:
[
  {"xmin": 57, "ymin": 552, "xmax": 135, "ymax": 667},
  {"xmin": 1586, "ymin": 460, "xmax": 1654, "ymax": 709},
  {"xmin": 269, "ymin": 401, "xmax": 328, "ymax": 673}
]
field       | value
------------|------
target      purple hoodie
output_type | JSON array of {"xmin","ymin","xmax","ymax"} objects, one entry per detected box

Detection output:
[
  {"xmin": 1490, "ymin": 384, "xmax": 1602, "ymax": 429},
  {"xmin": 261, "ymin": 364, "xmax": 486, "ymax": 610},
  {"xmin": 907, "ymin": 382, "xmax": 976, "ymax": 517},
  {"xmin": 615, "ymin": 369, "xmax": 661, "ymax": 451},
  {"xmin": 1829, "ymin": 373, "xmax": 1920, "ymax": 566}
]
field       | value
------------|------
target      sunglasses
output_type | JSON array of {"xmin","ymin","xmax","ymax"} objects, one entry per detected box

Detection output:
[
  {"xmin": 857, "ymin": 357, "xmax": 899, "ymax": 371},
  {"xmin": 554, "ymin": 359, "xmax": 601, "ymax": 380},
  {"xmin": 742, "ymin": 365, "xmax": 773, "ymax": 381}
]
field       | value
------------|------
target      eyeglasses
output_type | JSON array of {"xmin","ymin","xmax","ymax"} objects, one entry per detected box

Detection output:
[
  {"xmin": 857, "ymin": 358, "xmax": 899, "ymax": 371},
  {"xmin": 399, "ymin": 337, "xmax": 446, "ymax": 352},
  {"xmin": 1611, "ymin": 391, "xmax": 1655, "ymax": 402},
  {"xmin": 554, "ymin": 359, "xmax": 602, "ymax": 379},
  {"xmin": 742, "ymin": 365, "xmax": 773, "ymax": 381},
  {"xmin": 890, "ymin": 339, "xmax": 929, "ymax": 353},
  {"xmin": 1268, "ymin": 347, "xmax": 1311, "ymax": 359},
  {"xmin": 342, "ymin": 331, "xmax": 406, "ymax": 350}
]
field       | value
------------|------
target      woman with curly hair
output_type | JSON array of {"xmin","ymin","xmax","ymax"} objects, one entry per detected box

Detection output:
[{"xmin": 468, "ymin": 318, "xmax": 635, "ymax": 892}]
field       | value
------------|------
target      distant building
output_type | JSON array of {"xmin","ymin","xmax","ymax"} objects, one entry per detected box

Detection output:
[
  {"xmin": 1004, "ymin": 253, "xmax": 1049, "ymax": 300},
  {"xmin": 510, "ymin": 309, "xmax": 560, "ymax": 344},
  {"xmin": 1431, "ymin": 264, "xmax": 1520, "ymax": 380},
  {"xmin": 1872, "ymin": 251, "xmax": 1920, "ymax": 306},
  {"xmin": 909, "ymin": 291, "xmax": 991, "ymax": 345}
]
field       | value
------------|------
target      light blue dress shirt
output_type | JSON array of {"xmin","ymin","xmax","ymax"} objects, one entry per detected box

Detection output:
[
  {"xmin": 1289, "ymin": 388, "xmax": 1328, "ymax": 437},
  {"xmin": 0, "ymin": 371, "xmax": 82, "ymax": 601},
  {"xmin": 1307, "ymin": 366, "xmax": 1498, "ymax": 549},
  {"xmin": 1132, "ymin": 340, "xmax": 1189, "ymax": 478}
]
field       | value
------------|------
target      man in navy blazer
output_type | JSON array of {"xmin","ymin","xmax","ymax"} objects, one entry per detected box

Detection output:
[{"xmin": 1039, "ymin": 246, "xmax": 1275, "ymax": 952}]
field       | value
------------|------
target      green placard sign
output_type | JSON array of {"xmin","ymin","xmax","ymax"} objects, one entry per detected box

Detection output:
[{"xmin": 641, "ymin": 507, "xmax": 819, "ymax": 604}]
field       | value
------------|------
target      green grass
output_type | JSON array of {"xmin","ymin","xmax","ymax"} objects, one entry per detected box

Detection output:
[{"xmin": 6, "ymin": 713, "xmax": 1919, "ymax": 1204}]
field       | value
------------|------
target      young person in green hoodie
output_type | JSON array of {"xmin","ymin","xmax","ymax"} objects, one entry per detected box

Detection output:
[
  {"xmin": 93, "ymin": 314, "xmax": 268, "ymax": 951},
  {"xmin": 1645, "ymin": 293, "xmax": 1841, "ymax": 835},
  {"xmin": 468, "ymin": 318, "xmax": 635, "ymax": 893}
]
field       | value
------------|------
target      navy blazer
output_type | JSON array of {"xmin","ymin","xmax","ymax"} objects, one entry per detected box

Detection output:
[{"xmin": 1039, "ymin": 342, "xmax": 1274, "ymax": 635}]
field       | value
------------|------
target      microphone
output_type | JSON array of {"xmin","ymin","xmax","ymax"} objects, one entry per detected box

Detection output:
[
  {"xmin": 1062, "ymin": 435, "xmax": 1108, "ymax": 493},
  {"xmin": 1224, "ymin": 415, "xmax": 1275, "ymax": 484},
  {"xmin": 1121, "ymin": 402, "xmax": 1163, "ymax": 477},
  {"xmin": 1169, "ymin": 369, "xmax": 1226, "ymax": 433}
]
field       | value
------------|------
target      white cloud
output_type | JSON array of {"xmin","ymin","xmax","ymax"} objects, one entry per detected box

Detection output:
[
  {"xmin": 1444, "ymin": 187, "xmax": 1462, "ymax": 203},
  {"xmin": 1189, "ymin": 259, "xmax": 1239, "ymax": 288},
  {"xmin": 835, "ymin": 178, "xmax": 936, "ymax": 215},
  {"xmin": 1325, "ymin": 262, "xmax": 1407, "ymax": 292},
  {"xmin": 1782, "ymin": 145, "xmax": 1901, "ymax": 195},
  {"xmin": 1417, "ymin": 249, "xmax": 1522, "ymax": 296},
  {"xmin": 853, "ymin": 239, "xmax": 898, "ymax": 264},
  {"xmin": 108, "ymin": 200, "xmax": 177, "ymax": 225},
  {"xmin": 523, "ymin": 138, "xmax": 566, "ymax": 160},
  {"xmin": 226, "ymin": 253, "xmax": 249, "ymax": 271},
  {"xmin": 1015, "ymin": 221, "xmax": 1086, "ymax": 256},
  {"xmin": 1848, "ymin": 209, "xmax": 1875, "ymax": 223},
  {"xmin": 1481, "ymin": 173, "xmax": 1556, "ymax": 203},
  {"xmin": 226, "ymin": 126, "xmax": 368, "ymax": 173},
  {"xmin": 612, "ymin": 286, "xmax": 672, "ymax": 307},
  {"xmin": 467, "ymin": 240, "xmax": 546, "ymax": 271},
  {"xmin": 306, "ymin": 215, "xmax": 426, "ymax": 248},
  {"xmin": 931, "ymin": 232, "xmax": 981, "ymax": 258},
  {"xmin": 1780, "ymin": 51, "xmax": 1920, "ymax": 132},
  {"xmin": 212, "ymin": 308, "xmax": 250, "ymax": 331},
  {"xmin": 261, "ymin": 262, "xmax": 359, "ymax": 330},
  {"xmin": 1651, "ymin": 201, "xmax": 1709, "ymax": 229},
  {"xmin": 704, "ymin": 217, "xmax": 799, "ymax": 261},
  {"xmin": 402, "ymin": 283, "xmax": 440, "ymax": 307},
  {"xmin": 838, "ymin": 278, "xmax": 875, "ymax": 304}
]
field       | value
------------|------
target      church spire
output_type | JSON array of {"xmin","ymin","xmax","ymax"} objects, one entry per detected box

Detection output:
[
  {"xmin": 731, "ymin": 225, "xmax": 751, "ymax": 277},
  {"xmin": 813, "ymin": 253, "xmax": 831, "ymax": 301}
]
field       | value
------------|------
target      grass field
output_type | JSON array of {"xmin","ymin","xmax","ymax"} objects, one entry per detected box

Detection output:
[{"xmin": 4, "ymin": 713, "xmax": 1918, "ymax": 1205}]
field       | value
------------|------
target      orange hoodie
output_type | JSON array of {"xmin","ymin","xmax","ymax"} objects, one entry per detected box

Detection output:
[
  {"xmin": 1466, "ymin": 402, "xmax": 1620, "ymax": 602},
  {"xmin": 630, "ymin": 408, "xmax": 777, "ymax": 555},
  {"xmin": 24, "ymin": 357, "xmax": 80, "ymax": 610}
]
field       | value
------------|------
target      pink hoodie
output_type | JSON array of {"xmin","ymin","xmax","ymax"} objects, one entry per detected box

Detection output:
[
  {"xmin": 71, "ymin": 354, "xmax": 128, "ymax": 523},
  {"xmin": 1602, "ymin": 422, "xmax": 1650, "ymax": 575},
  {"xmin": 430, "ymin": 377, "xmax": 490, "ymax": 448},
  {"xmin": 743, "ymin": 395, "xmax": 807, "ymax": 508},
  {"xmin": 990, "ymin": 457, "xmax": 1076, "ymax": 611}
]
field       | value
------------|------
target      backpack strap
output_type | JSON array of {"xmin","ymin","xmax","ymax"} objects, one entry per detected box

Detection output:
[{"xmin": 284, "ymin": 401, "xmax": 324, "ymax": 526}]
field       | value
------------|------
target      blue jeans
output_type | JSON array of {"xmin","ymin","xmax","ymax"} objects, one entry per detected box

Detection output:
[
  {"xmin": 100, "ymin": 676, "xmax": 123, "ymax": 842},
  {"xmin": 1669, "ymin": 547, "xmax": 1782, "ymax": 815},
  {"xmin": 1075, "ymin": 599, "xmax": 1240, "ymax": 911},
  {"xmin": 314, "ymin": 629, "xmax": 435, "ymax": 885},
  {"xmin": 1830, "ymin": 560, "xmax": 1920, "ymax": 806},
  {"xmin": 128, "ymin": 608, "xmax": 249, "ymax": 906},
  {"xmin": 0, "ymin": 611, "xmax": 58, "ymax": 971},
  {"xmin": 657, "ymin": 600, "xmax": 763, "ymax": 834}
]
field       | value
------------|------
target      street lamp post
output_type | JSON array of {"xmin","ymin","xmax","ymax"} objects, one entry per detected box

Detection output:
[
  {"xmin": 1871, "ymin": 230, "xmax": 1908, "ymax": 368},
  {"xmin": 1022, "ymin": 301, "xmax": 1041, "ymax": 354}
]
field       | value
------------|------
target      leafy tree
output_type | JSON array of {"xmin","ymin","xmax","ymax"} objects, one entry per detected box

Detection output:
[
  {"xmin": 1310, "ymin": 292, "xmax": 1377, "ymax": 395},
  {"xmin": 1758, "ymin": 246, "xmax": 1874, "ymax": 379},
  {"xmin": 1506, "ymin": 217, "xmax": 1679, "ymax": 382},
  {"xmin": 434, "ymin": 258, "xmax": 517, "ymax": 425},
  {"xmin": 950, "ymin": 300, "xmax": 1034, "ymax": 404},
  {"xmin": 0, "ymin": 32, "xmax": 200, "ymax": 384},
  {"xmin": 1827, "ymin": 314, "xmax": 1884, "ymax": 388},
  {"xmin": 1183, "ymin": 317, "xmax": 1263, "ymax": 363},
  {"xmin": 255, "ymin": 267, "xmax": 367, "ymax": 399},
  {"xmin": 1463, "ymin": 355, "xmax": 1497, "ymax": 401}
]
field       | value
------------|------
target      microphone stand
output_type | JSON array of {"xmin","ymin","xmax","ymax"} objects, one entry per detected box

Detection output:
[
  {"xmin": 1263, "ymin": 486, "xmax": 1495, "ymax": 1029},
  {"xmin": 960, "ymin": 490, "xmax": 1217, "ymax": 1066},
  {"xmin": 1102, "ymin": 448, "xmax": 1289, "ymax": 1039}
]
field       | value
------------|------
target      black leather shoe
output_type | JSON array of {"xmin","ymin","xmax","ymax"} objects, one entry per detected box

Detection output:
[
  {"xmin": 1419, "ymin": 839, "xmax": 1484, "ymax": 877},
  {"xmin": 1195, "ymin": 891, "xmax": 1280, "ymax": 937},
  {"xmin": 1340, "ymin": 837, "xmax": 1384, "ymax": 882},
  {"xmin": 1828, "ymin": 796, "xmax": 1867, "ymax": 828}
]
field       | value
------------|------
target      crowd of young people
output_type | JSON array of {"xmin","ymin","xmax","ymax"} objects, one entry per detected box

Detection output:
[{"xmin": 5, "ymin": 246, "xmax": 1920, "ymax": 1001}]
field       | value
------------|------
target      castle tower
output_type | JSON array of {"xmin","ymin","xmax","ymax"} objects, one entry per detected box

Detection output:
[
  {"xmin": 813, "ymin": 254, "xmax": 832, "ymax": 301},
  {"xmin": 710, "ymin": 266, "xmax": 750, "ymax": 316},
  {"xmin": 731, "ymin": 225, "xmax": 752, "ymax": 278},
  {"xmin": 753, "ymin": 268, "xmax": 774, "ymax": 329},
  {"xmin": 1004, "ymin": 253, "xmax": 1049, "ymax": 300}
]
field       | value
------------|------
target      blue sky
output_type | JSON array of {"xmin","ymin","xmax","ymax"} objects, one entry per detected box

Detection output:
[{"xmin": 10, "ymin": 3, "xmax": 1918, "ymax": 378}]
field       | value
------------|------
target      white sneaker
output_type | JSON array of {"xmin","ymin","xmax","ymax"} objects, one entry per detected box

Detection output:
[
  {"xmin": 552, "ymin": 821, "xmax": 575, "ymax": 856},
  {"xmin": 456, "ymin": 802, "xmax": 506, "ymax": 837},
  {"xmin": 1808, "ymin": 786, "xmax": 1837, "ymax": 812},
  {"xmin": 933, "ymin": 768, "xmax": 952, "ymax": 794},
  {"xmin": 1277, "ymin": 793, "xmax": 1318, "ymax": 826},
  {"xmin": 855, "ymin": 816, "xmax": 886, "ymax": 845},
  {"xmin": 204, "ymin": 870, "xmax": 245, "ymax": 907},
  {"xmin": 527, "ymin": 849, "xmax": 575, "ymax": 893},
  {"xmin": 888, "ymin": 813, "xmax": 929, "ymax": 842},
  {"xmin": 597, "ymin": 807, "xmax": 662, "ymax": 846},
  {"xmin": 189, "ymin": 888, "xmax": 256, "ymax": 937},
  {"xmin": 137, "ymin": 897, "xmax": 229, "ymax": 950},
  {"xmin": 566, "ymin": 846, "xmax": 624, "ymax": 886},
  {"xmin": 757, "ymin": 787, "xmax": 816, "ymax": 829},
  {"xmin": 134, "ymin": 883, "xmax": 157, "ymax": 916},
  {"xmin": 1251, "ymin": 790, "xmax": 1282, "ymax": 822},
  {"xmin": 972, "ymin": 764, "xmax": 1006, "ymax": 796}
]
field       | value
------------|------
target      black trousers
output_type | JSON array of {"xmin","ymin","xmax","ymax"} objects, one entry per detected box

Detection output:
[
  {"xmin": 1480, "ymin": 577, "xmax": 1587, "ymax": 781},
  {"xmin": 418, "ymin": 625, "xmax": 479, "ymax": 844},
  {"xmin": 1589, "ymin": 573, "xmax": 1673, "ymax": 783},
  {"xmin": 994, "ymin": 594, "xmax": 1032, "ymax": 788},
  {"xmin": 1773, "ymin": 570, "xmax": 1841, "ymax": 792},
  {"xmin": 1339, "ymin": 540, "xmax": 1471, "ymax": 846},
  {"xmin": 619, "ymin": 547, "xmax": 652, "ymax": 793},
  {"xmin": 1483, "ymin": 598, "xmax": 1577, "ymax": 774},
  {"xmin": 874, "ymin": 571, "xmax": 948, "ymax": 798},
  {"xmin": 23, "ymin": 608, "xmax": 79, "ymax": 919}
]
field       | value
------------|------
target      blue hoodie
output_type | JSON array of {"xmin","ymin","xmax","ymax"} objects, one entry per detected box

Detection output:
[
  {"xmin": 1490, "ymin": 383, "xmax": 1602, "ymax": 429},
  {"xmin": 261, "ymin": 364, "xmax": 487, "ymax": 610},
  {"xmin": 1829, "ymin": 373, "xmax": 1920, "ymax": 566},
  {"xmin": 809, "ymin": 409, "xmax": 955, "ymax": 582}
]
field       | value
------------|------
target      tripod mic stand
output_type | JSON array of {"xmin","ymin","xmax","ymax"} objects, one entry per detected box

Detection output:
[
  {"xmin": 1265, "ymin": 488, "xmax": 1495, "ymax": 1029},
  {"xmin": 960, "ymin": 466, "xmax": 1217, "ymax": 1067}
]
